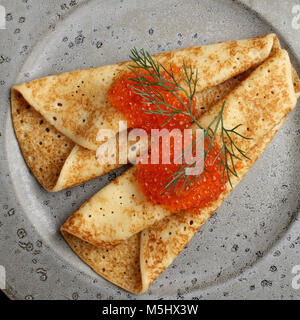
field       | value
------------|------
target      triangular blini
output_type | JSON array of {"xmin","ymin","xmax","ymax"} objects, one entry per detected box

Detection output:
[
  {"xmin": 12, "ymin": 34, "xmax": 280, "ymax": 191},
  {"xmin": 62, "ymin": 49, "xmax": 298, "ymax": 247},
  {"xmin": 61, "ymin": 49, "xmax": 299, "ymax": 294}
]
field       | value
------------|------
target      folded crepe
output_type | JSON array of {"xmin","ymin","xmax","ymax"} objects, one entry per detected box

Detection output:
[
  {"xmin": 61, "ymin": 48, "xmax": 300, "ymax": 293},
  {"xmin": 11, "ymin": 34, "xmax": 282, "ymax": 191}
]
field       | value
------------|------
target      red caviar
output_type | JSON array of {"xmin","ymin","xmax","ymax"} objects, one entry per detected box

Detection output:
[
  {"xmin": 108, "ymin": 69, "xmax": 196, "ymax": 133},
  {"xmin": 137, "ymin": 139, "xmax": 226, "ymax": 213},
  {"xmin": 107, "ymin": 67, "xmax": 226, "ymax": 213}
]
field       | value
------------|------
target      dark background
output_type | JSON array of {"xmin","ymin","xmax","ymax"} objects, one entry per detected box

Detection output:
[{"xmin": 0, "ymin": 290, "xmax": 9, "ymax": 301}]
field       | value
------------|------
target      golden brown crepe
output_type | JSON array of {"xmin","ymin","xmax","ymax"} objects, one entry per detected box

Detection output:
[
  {"xmin": 12, "ymin": 34, "xmax": 281, "ymax": 191},
  {"xmin": 11, "ymin": 90, "xmax": 122, "ymax": 191},
  {"xmin": 61, "ymin": 48, "xmax": 300, "ymax": 294}
]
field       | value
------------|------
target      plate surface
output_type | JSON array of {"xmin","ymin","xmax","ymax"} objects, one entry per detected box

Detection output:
[{"xmin": 0, "ymin": 0, "xmax": 300, "ymax": 300}]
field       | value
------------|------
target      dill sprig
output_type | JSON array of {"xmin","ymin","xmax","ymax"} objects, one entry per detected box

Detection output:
[
  {"xmin": 128, "ymin": 48, "xmax": 251, "ymax": 196},
  {"xmin": 128, "ymin": 48, "xmax": 199, "ymax": 128}
]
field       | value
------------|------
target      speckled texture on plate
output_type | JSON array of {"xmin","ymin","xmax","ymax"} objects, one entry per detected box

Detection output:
[{"xmin": 0, "ymin": 0, "xmax": 299, "ymax": 300}]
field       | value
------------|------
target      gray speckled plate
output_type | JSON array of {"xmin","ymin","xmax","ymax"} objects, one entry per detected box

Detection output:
[{"xmin": 0, "ymin": 0, "xmax": 299, "ymax": 300}]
